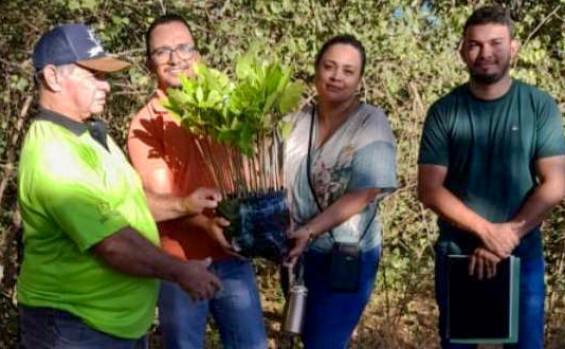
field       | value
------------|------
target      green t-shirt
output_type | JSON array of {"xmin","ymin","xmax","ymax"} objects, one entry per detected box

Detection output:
[
  {"xmin": 419, "ymin": 80, "xmax": 565, "ymax": 253},
  {"xmin": 17, "ymin": 109, "xmax": 160, "ymax": 339}
]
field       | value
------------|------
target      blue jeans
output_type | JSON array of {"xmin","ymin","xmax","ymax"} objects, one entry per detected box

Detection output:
[
  {"xmin": 300, "ymin": 246, "xmax": 381, "ymax": 349},
  {"xmin": 435, "ymin": 241, "xmax": 545, "ymax": 349},
  {"xmin": 158, "ymin": 258, "xmax": 267, "ymax": 349},
  {"xmin": 19, "ymin": 305, "xmax": 146, "ymax": 349}
]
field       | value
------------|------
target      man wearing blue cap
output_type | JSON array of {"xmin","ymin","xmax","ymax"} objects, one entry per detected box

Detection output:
[{"xmin": 18, "ymin": 24, "xmax": 223, "ymax": 348}]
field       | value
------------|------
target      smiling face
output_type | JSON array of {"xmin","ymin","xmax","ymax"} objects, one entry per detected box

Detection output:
[
  {"xmin": 460, "ymin": 23, "xmax": 518, "ymax": 85},
  {"xmin": 148, "ymin": 21, "xmax": 200, "ymax": 90},
  {"xmin": 314, "ymin": 43, "xmax": 363, "ymax": 105}
]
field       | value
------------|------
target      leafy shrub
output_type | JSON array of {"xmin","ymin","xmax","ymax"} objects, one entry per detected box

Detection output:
[{"xmin": 2, "ymin": 1, "xmax": 565, "ymax": 347}]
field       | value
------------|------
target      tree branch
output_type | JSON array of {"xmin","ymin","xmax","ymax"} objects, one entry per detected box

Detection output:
[
  {"xmin": 0, "ymin": 95, "xmax": 33, "ymax": 208},
  {"xmin": 515, "ymin": 5, "xmax": 562, "ymax": 68}
]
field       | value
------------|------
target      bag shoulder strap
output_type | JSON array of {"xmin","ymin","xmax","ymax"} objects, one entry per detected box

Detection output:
[{"xmin": 305, "ymin": 106, "xmax": 335, "ymax": 243}]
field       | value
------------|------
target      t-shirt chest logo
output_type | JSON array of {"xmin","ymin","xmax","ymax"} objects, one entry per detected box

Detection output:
[{"xmin": 96, "ymin": 201, "xmax": 120, "ymax": 223}]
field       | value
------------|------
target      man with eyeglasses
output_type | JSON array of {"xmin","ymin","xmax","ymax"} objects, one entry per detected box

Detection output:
[
  {"xmin": 128, "ymin": 14, "xmax": 268, "ymax": 349},
  {"xmin": 18, "ymin": 24, "xmax": 223, "ymax": 348}
]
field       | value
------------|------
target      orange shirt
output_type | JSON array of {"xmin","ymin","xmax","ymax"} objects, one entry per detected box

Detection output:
[{"xmin": 128, "ymin": 89, "xmax": 229, "ymax": 261}]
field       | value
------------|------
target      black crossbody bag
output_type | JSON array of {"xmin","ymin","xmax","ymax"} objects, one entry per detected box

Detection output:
[{"xmin": 305, "ymin": 106, "xmax": 377, "ymax": 293}]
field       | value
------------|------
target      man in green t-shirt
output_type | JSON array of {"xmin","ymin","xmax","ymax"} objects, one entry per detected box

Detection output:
[
  {"xmin": 418, "ymin": 6, "xmax": 565, "ymax": 349},
  {"xmin": 18, "ymin": 24, "xmax": 222, "ymax": 348}
]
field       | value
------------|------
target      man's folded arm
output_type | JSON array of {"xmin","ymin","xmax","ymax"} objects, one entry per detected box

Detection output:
[
  {"xmin": 418, "ymin": 164, "xmax": 519, "ymax": 258},
  {"xmin": 510, "ymin": 155, "xmax": 565, "ymax": 238},
  {"xmin": 418, "ymin": 164, "xmax": 489, "ymax": 234}
]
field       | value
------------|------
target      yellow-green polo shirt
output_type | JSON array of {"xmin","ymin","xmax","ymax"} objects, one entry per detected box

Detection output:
[{"xmin": 17, "ymin": 108, "xmax": 160, "ymax": 339}]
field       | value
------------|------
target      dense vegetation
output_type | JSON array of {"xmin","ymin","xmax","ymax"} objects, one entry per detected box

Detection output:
[{"xmin": 2, "ymin": 0, "xmax": 565, "ymax": 347}]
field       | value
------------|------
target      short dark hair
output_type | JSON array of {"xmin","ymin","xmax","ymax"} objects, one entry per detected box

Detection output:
[
  {"xmin": 145, "ymin": 13, "xmax": 197, "ymax": 59},
  {"xmin": 315, "ymin": 34, "xmax": 366, "ymax": 76},
  {"xmin": 463, "ymin": 5, "xmax": 513, "ymax": 37}
]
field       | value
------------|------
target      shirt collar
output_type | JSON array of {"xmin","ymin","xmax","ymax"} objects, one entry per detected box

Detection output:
[
  {"xmin": 35, "ymin": 108, "xmax": 89, "ymax": 136},
  {"xmin": 35, "ymin": 107, "xmax": 110, "ymax": 151}
]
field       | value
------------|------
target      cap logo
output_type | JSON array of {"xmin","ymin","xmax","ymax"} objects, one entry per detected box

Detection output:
[{"xmin": 87, "ymin": 29, "xmax": 104, "ymax": 57}]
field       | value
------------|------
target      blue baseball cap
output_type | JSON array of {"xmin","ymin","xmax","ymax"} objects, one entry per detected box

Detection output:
[{"xmin": 33, "ymin": 24, "xmax": 130, "ymax": 72}]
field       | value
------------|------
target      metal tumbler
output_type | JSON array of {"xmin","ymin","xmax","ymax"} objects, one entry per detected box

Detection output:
[{"xmin": 281, "ymin": 284, "xmax": 308, "ymax": 334}]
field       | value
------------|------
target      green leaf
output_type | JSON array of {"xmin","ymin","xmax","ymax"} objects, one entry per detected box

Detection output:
[
  {"xmin": 195, "ymin": 86, "xmax": 204, "ymax": 104},
  {"xmin": 161, "ymin": 43, "xmax": 304, "ymax": 157},
  {"xmin": 279, "ymin": 121, "xmax": 294, "ymax": 140},
  {"xmin": 277, "ymin": 81, "xmax": 304, "ymax": 114}
]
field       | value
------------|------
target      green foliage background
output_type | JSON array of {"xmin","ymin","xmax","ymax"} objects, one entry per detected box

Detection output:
[{"xmin": 2, "ymin": 0, "xmax": 565, "ymax": 347}]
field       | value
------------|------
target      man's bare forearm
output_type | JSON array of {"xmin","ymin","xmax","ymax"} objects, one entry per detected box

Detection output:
[
  {"xmin": 92, "ymin": 226, "xmax": 183, "ymax": 281},
  {"xmin": 418, "ymin": 178, "xmax": 489, "ymax": 238},
  {"xmin": 143, "ymin": 185, "xmax": 220, "ymax": 222},
  {"xmin": 511, "ymin": 181, "xmax": 565, "ymax": 238},
  {"xmin": 92, "ymin": 226, "xmax": 222, "ymax": 300},
  {"xmin": 510, "ymin": 155, "xmax": 565, "ymax": 237},
  {"xmin": 144, "ymin": 190, "xmax": 189, "ymax": 222}
]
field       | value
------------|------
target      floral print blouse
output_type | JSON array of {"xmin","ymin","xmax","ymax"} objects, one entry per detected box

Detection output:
[{"xmin": 285, "ymin": 103, "xmax": 397, "ymax": 252}]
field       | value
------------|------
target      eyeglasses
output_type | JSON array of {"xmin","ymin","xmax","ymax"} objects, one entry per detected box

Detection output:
[{"xmin": 151, "ymin": 44, "xmax": 198, "ymax": 64}]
